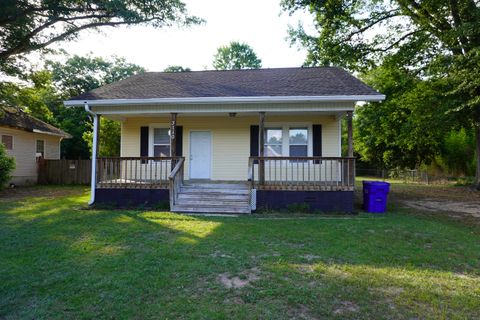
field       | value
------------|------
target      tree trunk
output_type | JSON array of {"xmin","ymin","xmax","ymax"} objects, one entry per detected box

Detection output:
[{"xmin": 476, "ymin": 124, "xmax": 480, "ymax": 190}]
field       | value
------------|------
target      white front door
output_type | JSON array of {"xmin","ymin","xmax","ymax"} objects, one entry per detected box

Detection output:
[{"xmin": 189, "ymin": 131, "xmax": 212, "ymax": 179}]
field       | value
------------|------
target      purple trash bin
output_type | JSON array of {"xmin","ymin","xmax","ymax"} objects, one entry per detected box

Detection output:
[{"xmin": 363, "ymin": 181, "xmax": 390, "ymax": 213}]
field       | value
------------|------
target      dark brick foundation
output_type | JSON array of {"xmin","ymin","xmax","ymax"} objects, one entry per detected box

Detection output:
[
  {"xmin": 95, "ymin": 189, "xmax": 169, "ymax": 207},
  {"xmin": 256, "ymin": 190, "xmax": 354, "ymax": 213}
]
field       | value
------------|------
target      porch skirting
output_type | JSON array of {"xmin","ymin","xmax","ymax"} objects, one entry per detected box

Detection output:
[
  {"xmin": 95, "ymin": 189, "xmax": 169, "ymax": 207},
  {"xmin": 95, "ymin": 188, "xmax": 354, "ymax": 213},
  {"xmin": 256, "ymin": 190, "xmax": 354, "ymax": 213}
]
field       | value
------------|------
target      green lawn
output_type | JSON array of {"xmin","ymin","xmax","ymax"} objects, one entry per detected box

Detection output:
[{"xmin": 1, "ymin": 187, "xmax": 479, "ymax": 319}]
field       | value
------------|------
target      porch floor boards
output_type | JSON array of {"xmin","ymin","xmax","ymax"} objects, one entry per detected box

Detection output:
[{"xmin": 171, "ymin": 182, "xmax": 251, "ymax": 214}]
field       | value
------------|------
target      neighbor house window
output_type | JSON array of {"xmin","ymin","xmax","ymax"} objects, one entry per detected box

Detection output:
[
  {"xmin": 153, "ymin": 128, "xmax": 170, "ymax": 157},
  {"xmin": 265, "ymin": 128, "xmax": 283, "ymax": 156},
  {"xmin": 263, "ymin": 125, "xmax": 310, "ymax": 157},
  {"xmin": 289, "ymin": 128, "xmax": 308, "ymax": 157},
  {"xmin": 36, "ymin": 139, "xmax": 45, "ymax": 157},
  {"xmin": 1, "ymin": 135, "xmax": 13, "ymax": 150}
]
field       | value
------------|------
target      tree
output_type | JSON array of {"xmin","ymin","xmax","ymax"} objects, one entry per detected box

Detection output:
[
  {"xmin": 0, "ymin": 0, "xmax": 200, "ymax": 74},
  {"xmin": 0, "ymin": 54, "xmax": 145, "ymax": 159},
  {"xmin": 164, "ymin": 65, "xmax": 191, "ymax": 72},
  {"xmin": 213, "ymin": 41, "xmax": 262, "ymax": 70},
  {"xmin": 47, "ymin": 54, "xmax": 146, "ymax": 158},
  {"xmin": 282, "ymin": 0, "xmax": 480, "ymax": 187},
  {"xmin": 354, "ymin": 62, "xmax": 455, "ymax": 169},
  {"xmin": 0, "ymin": 142, "xmax": 15, "ymax": 189}
]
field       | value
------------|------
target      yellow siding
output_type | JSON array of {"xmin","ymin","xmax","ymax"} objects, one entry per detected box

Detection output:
[
  {"xmin": 121, "ymin": 115, "xmax": 341, "ymax": 181},
  {"xmin": 0, "ymin": 127, "xmax": 62, "ymax": 185}
]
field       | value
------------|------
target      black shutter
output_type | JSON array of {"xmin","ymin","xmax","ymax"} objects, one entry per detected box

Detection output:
[
  {"xmin": 250, "ymin": 125, "xmax": 259, "ymax": 164},
  {"xmin": 312, "ymin": 124, "xmax": 322, "ymax": 163},
  {"xmin": 140, "ymin": 126, "xmax": 149, "ymax": 163},
  {"xmin": 175, "ymin": 126, "xmax": 183, "ymax": 156}
]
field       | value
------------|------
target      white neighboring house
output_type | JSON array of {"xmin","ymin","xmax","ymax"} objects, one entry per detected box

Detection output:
[{"xmin": 0, "ymin": 106, "xmax": 71, "ymax": 185}]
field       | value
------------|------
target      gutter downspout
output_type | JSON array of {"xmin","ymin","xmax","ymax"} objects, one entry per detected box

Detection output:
[{"xmin": 84, "ymin": 103, "xmax": 98, "ymax": 206}]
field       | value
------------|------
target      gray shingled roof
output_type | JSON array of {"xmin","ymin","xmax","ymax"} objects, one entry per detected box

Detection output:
[
  {"xmin": 70, "ymin": 67, "xmax": 381, "ymax": 101},
  {"xmin": 0, "ymin": 106, "xmax": 71, "ymax": 138}
]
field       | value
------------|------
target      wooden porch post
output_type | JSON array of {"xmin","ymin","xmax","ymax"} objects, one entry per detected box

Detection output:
[
  {"xmin": 170, "ymin": 113, "xmax": 177, "ymax": 170},
  {"xmin": 259, "ymin": 112, "xmax": 265, "ymax": 185},
  {"xmin": 346, "ymin": 111, "xmax": 353, "ymax": 157},
  {"xmin": 170, "ymin": 113, "xmax": 177, "ymax": 157}
]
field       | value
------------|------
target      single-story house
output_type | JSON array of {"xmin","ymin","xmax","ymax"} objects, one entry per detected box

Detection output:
[
  {"xmin": 0, "ymin": 106, "xmax": 71, "ymax": 185},
  {"xmin": 65, "ymin": 67, "xmax": 385, "ymax": 213}
]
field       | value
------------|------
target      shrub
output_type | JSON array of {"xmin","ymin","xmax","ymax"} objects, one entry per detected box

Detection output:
[
  {"xmin": 286, "ymin": 202, "xmax": 311, "ymax": 213},
  {"xmin": 0, "ymin": 143, "xmax": 15, "ymax": 189}
]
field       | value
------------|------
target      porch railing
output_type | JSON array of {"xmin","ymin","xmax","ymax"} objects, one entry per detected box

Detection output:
[
  {"xmin": 96, "ymin": 157, "xmax": 183, "ymax": 189},
  {"xmin": 169, "ymin": 157, "xmax": 185, "ymax": 206},
  {"xmin": 249, "ymin": 156, "xmax": 355, "ymax": 191}
]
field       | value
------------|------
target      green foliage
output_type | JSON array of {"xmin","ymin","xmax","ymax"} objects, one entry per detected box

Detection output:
[
  {"xmin": 0, "ymin": 143, "xmax": 15, "ymax": 189},
  {"xmin": 0, "ymin": 54, "xmax": 145, "ymax": 158},
  {"xmin": 0, "ymin": 71, "xmax": 57, "ymax": 124},
  {"xmin": 282, "ymin": 0, "xmax": 480, "ymax": 182},
  {"xmin": 82, "ymin": 118, "xmax": 121, "ymax": 157},
  {"xmin": 213, "ymin": 41, "xmax": 262, "ymax": 70},
  {"xmin": 47, "ymin": 55, "xmax": 146, "ymax": 98},
  {"xmin": 286, "ymin": 202, "xmax": 311, "ymax": 213},
  {"xmin": 163, "ymin": 65, "xmax": 191, "ymax": 72},
  {"xmin": 355, "ymin": 63, "xmax": 455, "ymax": 169},
  {"xmin": 0, "ymin": 0, "xmax": 201, "ymax": 75},
  {"xmin": 438, "ymin": 128, "xmax": 476, "ymax": 176},
  {"xmin": 49, "ymin": 54, "xmax": 145, "ymax": 158}
]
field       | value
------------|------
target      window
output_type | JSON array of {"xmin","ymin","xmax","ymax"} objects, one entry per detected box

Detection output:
[
  {"xmin": 36, "ymin": 139, "xmax": 45, "ymax": 157},
  {"xmin": 153, "ymin": 128, "xmax": 170, "ymax": 157},
  {"xmin": 1, "ymin": 135, "xmax": 13, "ymax": 150},
  {"xmin": 263, "ymin": 125, "xmax": 310, "ymax": 157},
  {"xmin": 289, "ymin": 128, "xmax": 308, "ymax": 157},
  {"xmin": 265, "ymin": 128, "xmax": 283, "ymax": 156}
]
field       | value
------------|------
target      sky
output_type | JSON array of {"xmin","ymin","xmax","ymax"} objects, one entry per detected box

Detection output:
[{"xmin": 49, "ymin": 0, "xmax": 314, "ymax": 71}]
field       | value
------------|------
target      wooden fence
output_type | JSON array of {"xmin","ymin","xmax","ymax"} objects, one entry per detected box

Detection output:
[{"xmin": 38, "ymin": 159, "xmax": 91, "ymax": 185}]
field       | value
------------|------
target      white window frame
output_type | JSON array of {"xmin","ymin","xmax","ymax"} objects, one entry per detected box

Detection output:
[
  {"xmin": 36, "ymin": 139, "xmax": 45, "ymax": 157},
  {"xmin": 148, "ymin": 123, "xmax": 171, "ymax": 157},
  {"xmin": 263, "ymin": 122, "xmax": 313, "ymax": 157},
  {"xmin": 1, "ymin": 134, "xmax": 13, "ymax": 150}
]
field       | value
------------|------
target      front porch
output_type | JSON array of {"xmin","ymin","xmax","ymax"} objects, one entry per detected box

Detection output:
[
  {"xmin": 94, "ymin": 155, "xmax": 356, "ymax": 213},
  {"xmin": 88, "ymin": 102, "xmax": 358, "ymax": 213}
]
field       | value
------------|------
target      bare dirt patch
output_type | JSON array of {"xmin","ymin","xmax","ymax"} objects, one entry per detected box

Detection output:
[
  {"xmin": 287, "ymin": 304, "xmax": 319, "ymax": 320},
  {"xmin": 0, "ymin": 186, "xmax": 85, "ymax": 201},
  {"xmin": 403, "ymin": 200, "xmax": 480, "ymax": 217},
  {"xmin": 217, "ymin": 267, "xmax": 261, "ymax": 289},
  {"xmin": 333, "ymin": 301, "xmax": 360, "ymax": 315}
]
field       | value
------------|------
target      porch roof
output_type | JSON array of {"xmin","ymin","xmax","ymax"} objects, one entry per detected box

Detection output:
[{"xmin": 64, "ymin": 67, "xmax": 385, "ymax": 107}]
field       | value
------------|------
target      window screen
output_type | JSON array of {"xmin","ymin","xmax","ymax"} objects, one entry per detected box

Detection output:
[
  {"xmin": 153, "ymin": 128, "xmax": 170, "ymax": 157},
  {"xmin": 289, "ymin": 128, "xmax": 308, "ymax": 157},
  {"xmin": 264, "ymin": 128, "xmax": 282, "ymax": 156},
  {"xmin": 1, "ymin": 135, "xmax": 13, "ymax": 150},
  {"xmin": 36, "ymin": 140, "xmax": 44, "ymax": 156}
]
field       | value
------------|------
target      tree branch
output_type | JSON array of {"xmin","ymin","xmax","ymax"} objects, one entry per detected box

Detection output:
[{"xmin": 343, "ymin": 9, "xmax": 403, "ymax": 42}]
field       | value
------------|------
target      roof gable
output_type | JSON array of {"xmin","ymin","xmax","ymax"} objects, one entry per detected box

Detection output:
[{"xmin": 0, "ymin": 106, "xmax": 71, "ymax": 138}]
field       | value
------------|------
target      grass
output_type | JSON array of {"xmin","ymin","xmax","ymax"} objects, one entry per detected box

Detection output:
[{"xmin": 0, "ymin": 186, "xmax": 479, "ymax": 319}]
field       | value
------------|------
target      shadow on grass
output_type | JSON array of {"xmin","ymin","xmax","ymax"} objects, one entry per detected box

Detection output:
[{"xmin": 0, "ymin": 191, "xmax": 479, "ymax": 319}]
